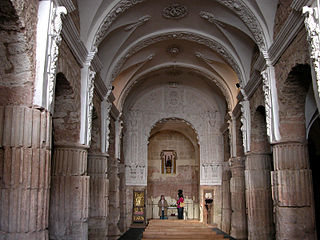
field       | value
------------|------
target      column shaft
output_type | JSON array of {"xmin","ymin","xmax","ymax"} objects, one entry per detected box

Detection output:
[
  {"xmin": 49, "ymin": 145, "xmax": 89, "ymax": 240},
  {"xmin": 272, "ymin": 142, "xmax": 315, "ymax": 239},
  {"xmin": 0, "ymin": 106, "xmax": 51, "ymax": 240},
  {"xmin": 245, "ymin": 153, "xmax": 274, "ymax": 240},
  {"xmin": 230, "ymin": 157, "xmax": 247, "ymax": 239}
]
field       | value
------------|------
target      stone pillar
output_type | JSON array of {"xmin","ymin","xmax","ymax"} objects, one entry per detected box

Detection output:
[
  {"xmin": 230, "ymin": 157, "xmax": 247, "ymax": 239},
  {"xmin": 49, "ymin": 144, "xmax": 89, "ymax": 240},
  {"xmin": 118, "ymin": 162, "xmax": 127, "ymax": 232},
  {"xmin": 221, "ymin": 164, "xmax": 232, "ymax": 234},
  {"xmin": 107, "ymin": 155, "xmax": 121, "ymax": 240},
  {"xmin": 272, "ymin": 142, "xmax": 315, "ymax": 239},
  {"xmin": 88, "ymin": 153, "xmax": 109, "ymax": 240},
  {"xmin": 0, "ymin": 106, "xmax": 51, "ymax": 239},
  {"xmin": 245, "ymin": 153, "xmax": 274, "ymax": 240}
]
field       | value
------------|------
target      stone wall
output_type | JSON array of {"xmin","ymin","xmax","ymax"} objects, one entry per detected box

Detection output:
[
  {"xmin": 273, "ymin": 0, "xmax": 293, "ymax": 39},
  {"xmin": 147, "ymin": 130, "xmax": 199, "ymax": 201}
]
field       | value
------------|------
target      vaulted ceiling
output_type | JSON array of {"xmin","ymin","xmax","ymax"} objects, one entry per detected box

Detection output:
[{"xmin": 77, "ymin": 0, "xmax": 279, "ymax": 111}]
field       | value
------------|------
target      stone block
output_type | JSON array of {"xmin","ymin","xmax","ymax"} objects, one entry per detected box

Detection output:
[{"xmin": 276, "ymin": 207, "xmax": 315, "ymax": 240}]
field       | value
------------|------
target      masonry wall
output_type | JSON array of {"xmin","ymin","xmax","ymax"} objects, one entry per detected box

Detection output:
[{"xmin": 147, "ymin": 130, "xmax": 199, "ymax": 202}]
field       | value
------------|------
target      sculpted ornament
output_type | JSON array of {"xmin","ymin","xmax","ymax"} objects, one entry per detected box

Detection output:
[
  {"xmin": 240, "ymin": 99, "xmax": 250, "ymax": 153},
  {"xmin": 162, "ymin": 4, "xmax": 188, "ymax": 19},
  {"xmin": 93, "ymin": 0, "xmax": 146, "ymax": 50},
  {"xmin": 303, "ymin": 6, "xmax": 320, "ymax": 98},
  {"xmin": 214, "ymin": 0, "xmax": 266, "ymax": 52},
  {"xmin": 124, "ymin": 15, "xmax": 151, "ymax": 31},
  {"xmin": 48, "ymin": 6, "xmax": 67, "ymax": 112},
  {"xmin": 87, "ymin": 69, "xmax": 96, "ymax": 145},
  {"xmin": 261, "ymin": 69, "xmax": 272, "ymax": 140},
  {"xmin": 199, "ymin": 11, "xmax": 225, "ymax": 28}
]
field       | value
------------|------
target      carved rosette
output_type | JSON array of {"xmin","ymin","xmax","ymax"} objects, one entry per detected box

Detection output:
[
  {"xmin": 48, "ymin": 6, "xmax": 67, "ymax": 112},
  {"xmin": 162, "ymin": 4, "xmax": 188, "ymax": 19},
  {"xmin": 303, "ymin": 6, "xmax": 320, "ymax": 98},
  {"xmin": 87, "ymin": 69, "xmax": 96, "ymax": 145}
]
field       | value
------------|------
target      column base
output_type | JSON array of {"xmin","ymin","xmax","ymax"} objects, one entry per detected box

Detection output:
[{"xmin": 0, "ymin": 230, "xmax": 48, "ymax": 240}]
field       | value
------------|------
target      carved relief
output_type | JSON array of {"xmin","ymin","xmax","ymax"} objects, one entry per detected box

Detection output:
[
  {"xmin": 48, "ymin": 6, "xmax": 67, "ymax": 112},
  {"xmin": 303, "ymin": 6, "xmax": 320, "ymax": 98},
  {"xmin": 92, "ymin": 0, "xmax": 147, "ymax": 50},
  {"xmin": 199, "ymin": 11, "xmax": 225, "ymax": 28},
  {"xmin": 87, "ymin": 69, "xmax": 96, "ymax": 145},
  {"xmin": 124, "ymin": 15, "xmax": 151, "ymax": 31},
  {"xmin": 162, "ymin": 4, "xmax": 188, "ymax": 19},
  {"xmin": 261, "ymin": 69, "xmax": 272, "ymax": 141},
  {"xmin": 214, "ymin": 0, "xmax": 266, "ymax": 51},
  {"xmin": 123, "ymin": 85, "xmax": 223, "ymax": 186},
  {"xmin": 240, "ymin": 99, "xmax": 251, "ymax": 153},
  {"xmin": 167, "ymin": 45, "xmax": 181, "ymax": 57}
]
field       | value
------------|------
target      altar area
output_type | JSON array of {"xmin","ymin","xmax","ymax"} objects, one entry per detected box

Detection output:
[{"xmin": 146, "ymin": 196, "xmax": 200, "ymax": 220}]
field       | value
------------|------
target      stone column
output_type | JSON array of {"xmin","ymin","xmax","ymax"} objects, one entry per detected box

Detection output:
[
  {"xmin": 230, "ymin": 157, "xmax": 247, "ymax": 239},
  {"xmin": 107, "ymin": 155, "xmax": 121, "ymax": 240},
  {"xmin": 272, "ymin": 142, "xmax": 315, "ymax": 239},
  {"xmin": 118, "ymin": 162, "xmax": 127, "ymax": 232},
  {"xmin": 245, "ymin": 153, "xmax": 274, "ymax": 240},
  {"xmin": 88, "ymin": 153, "xmax": 109, "ymax": 240},
  {"xmin": 49, "ymin": 144, "xmax": 89, "ymax": 240},
  {"xmin": 0, "ymin": 106, "xmax": 51, "ymax": 239},
  {"xmin": 221, "ymin": 163, "xmax": 231, "ymax": 234}
]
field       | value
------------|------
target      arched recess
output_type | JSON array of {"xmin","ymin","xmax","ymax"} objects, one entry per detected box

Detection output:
[
  {"xmin": 146, "ymin": 118, "xmax": 200, "ymax": 220},
  {"xmin": 49, "ymin": 72, "xmax": 85, "ymax": 239}
]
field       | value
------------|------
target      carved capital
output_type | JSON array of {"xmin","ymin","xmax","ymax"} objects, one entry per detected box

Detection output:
[{"xmin": 303, "ymin": 6, "xmax": 320, "ymax": 98}]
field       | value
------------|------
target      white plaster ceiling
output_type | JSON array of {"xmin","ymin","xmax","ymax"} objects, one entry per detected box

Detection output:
[{"xmin": 77, "ymin": 0, "xmax": 279, "ymax": 111}]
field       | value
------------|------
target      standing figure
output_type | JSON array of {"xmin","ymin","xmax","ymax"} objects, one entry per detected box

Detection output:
[
  {"xmin": 177, "ymin": 189, "xmax": 184, "ymax": 219},
  {"xmin": 158, "ymin": 195, "xmax": 169, "ymax": 219}
]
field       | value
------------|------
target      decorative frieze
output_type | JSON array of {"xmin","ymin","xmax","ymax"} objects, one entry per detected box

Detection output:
[{"xmin": 303, "ymin": 6, "xmax": 320, "ymax": 98}]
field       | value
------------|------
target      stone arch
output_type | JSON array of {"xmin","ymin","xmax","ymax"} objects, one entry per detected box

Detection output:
[
  {"xmin": 250, "ymin": 105, "xmax": 270, "ymax": 153},
  {"xmin": 118, "ymin": 64, "xmax": 233, "ymax": 112},
  {"xmin": 278, "ymin": 64, "xmax": 312, "ymax": 141},
  {"xmin": 52, "ymin": 72, "xmax": 81, "ymax": 144}
]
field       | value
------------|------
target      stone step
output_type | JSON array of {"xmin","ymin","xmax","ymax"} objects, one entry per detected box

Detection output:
[{"xmin": 143, "ymin": 220, "xmax": 226, "ymax": 240}]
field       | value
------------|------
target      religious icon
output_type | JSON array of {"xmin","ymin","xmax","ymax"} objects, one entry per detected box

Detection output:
[
  {"xmin": 132, "ymin": 190, "xmax": 146, "ymax": 224},
  {"xmin": 160, "ymin": 150, "xmax": 177, "ymax": 174}
]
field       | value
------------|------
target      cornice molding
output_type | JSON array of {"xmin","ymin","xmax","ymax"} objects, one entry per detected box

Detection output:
[
  {"xmin": 94, "ymin": 75, "xmax": 108, "ymax": 101},
  {"xmin": 245, "ymin": 70, "xmax": 262, "ymax": 99}
]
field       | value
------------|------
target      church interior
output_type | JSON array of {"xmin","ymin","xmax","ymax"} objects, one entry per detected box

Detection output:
[{"xmin": 1, "ymin": 0, "xmax": 320, "ymax": 239}]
